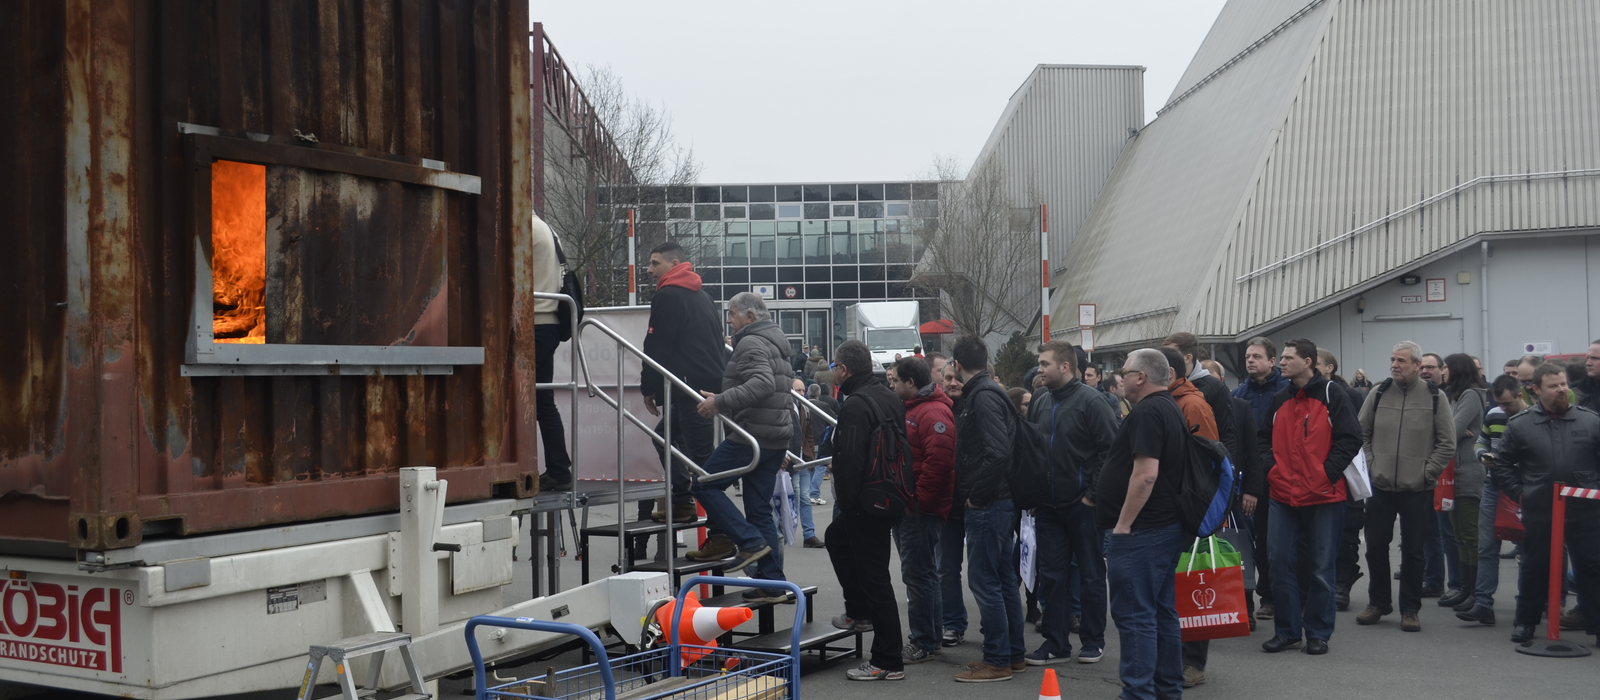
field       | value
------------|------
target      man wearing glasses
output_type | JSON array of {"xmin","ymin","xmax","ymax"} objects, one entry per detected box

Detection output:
[
  {"xmin": 1097, "ymin": 349, "xmax": 1191, "ymax": 700},
  {"xmin": 1575, "ymin": 340, "xmax": 1600, "ymax": 415}
]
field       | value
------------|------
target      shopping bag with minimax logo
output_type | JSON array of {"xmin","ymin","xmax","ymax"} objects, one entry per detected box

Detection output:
[{"xmin": 1175, "ymin": 535, "xmax": 1252, "ymax": 642}]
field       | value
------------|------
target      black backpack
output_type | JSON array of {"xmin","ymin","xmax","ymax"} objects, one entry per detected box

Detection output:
[
  {"xmin": 552, "ymin": 237, "xmax": 585, "ymax": 342},
  {"xmin": 971, "ymin": 383, "xmax": 1053, "ymax": 510},
  {"xmin": 850, "ymin": 392, "xmax": 917, "ymax": 519},
  {"xmin": 1173, "ymin": 424, "xmax": 1239, "ymax": 537}
]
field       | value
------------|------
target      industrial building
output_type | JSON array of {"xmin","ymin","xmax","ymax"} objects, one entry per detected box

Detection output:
[{"xmin": 1046, "ymin": 0, "xmax": 1600, "ymax": 374}]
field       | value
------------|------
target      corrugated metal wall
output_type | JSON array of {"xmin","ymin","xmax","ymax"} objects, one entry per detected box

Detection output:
[
  {"xmin": 972, "ymin": 65, "xmax": 1145, "ymax": 269},
  {"xmin": 1165, "ymin": 0, "xmax": 1321, "ymax": 105},
  {"xmin": 1199, "ymin": 0, "xmax": 1600, "ymax": 336},
  {"xmin": 0, "ymin": 0, "xmax": 534, "ymax": 549}
]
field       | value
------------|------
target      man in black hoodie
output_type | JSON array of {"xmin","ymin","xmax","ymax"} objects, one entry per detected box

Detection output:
[
  {"xmin": 949, "ymin": 335, "xmax": 1025, "ymax": 683},
  {"xmin": 640, "ymin": 242, "xmax": 727, "ymax": 524}
]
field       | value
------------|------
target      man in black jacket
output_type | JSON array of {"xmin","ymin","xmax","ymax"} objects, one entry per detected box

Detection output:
[
  {"xmin": 949, "ymin": 335, "xmax": 1025, "ymax": 683},
  {"xmin": 640, "ymin": 241, "xmax": 726, "ymax": 525},
  {"xmin": 826, "ymin": 340, "xmax": 908, "ymax": 681},
  {"xmin": 1024, "ymin": 341, "xmax": 1117, "ymax": 667},
  {"xmin": 1577, "ymin": 339, "xmax": 1600, "ymax": 415}
]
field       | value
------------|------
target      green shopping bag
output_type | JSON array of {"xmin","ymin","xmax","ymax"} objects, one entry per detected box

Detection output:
[{"xmin": 1177, "ymin": 535, "xmax": 1242, "ymax": 571}]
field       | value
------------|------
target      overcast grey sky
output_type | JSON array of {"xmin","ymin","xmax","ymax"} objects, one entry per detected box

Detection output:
[{"xmin": 531, "ymin": 1, "xmax": 1228, "ymax": 183}]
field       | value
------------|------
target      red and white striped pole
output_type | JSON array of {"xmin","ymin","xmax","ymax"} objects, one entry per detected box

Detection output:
[
  {"xmin": 1517, "ymin": 482, "xmax": 1597, "ymax": 657},
  {"xmin": 1040, "ymin": 204, "xmax": 1050, "ymax": 344},
  {"xmin": 628, "ymin": 208, "xmax": 638, "ymax": 306}
]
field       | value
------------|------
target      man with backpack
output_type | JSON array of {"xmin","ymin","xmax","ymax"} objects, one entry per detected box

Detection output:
[
  {"xmin": 825, "ymin": 340, "xmax": 910, "ymax": 681},
  {"xmin": 948, "ymin": 335, "xmax": 1026, "ymax": 683},
  {"xmin": 1356, "ymin": 341, "xmax": 1455, "ymax": 632},
  {"xmin": 1024, "ymin": 341, "xmax": 1117, "ymax": 667},
  {"xmin": 1098, "ymin": 348, "xmax": 1192, "ymax": 700},
  {"xmin": 1257, "ymin": 339, "xmax": 1362, "ymax": 655}
]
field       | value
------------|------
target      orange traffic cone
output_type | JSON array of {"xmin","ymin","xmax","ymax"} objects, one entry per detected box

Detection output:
[
  {"xmin": 653, "ymin": 591, "xmax": 754, "ymax": 664},
  {"xmin": 1038, "ymin": 668, "xmax": 1060, "ymax": 700}
]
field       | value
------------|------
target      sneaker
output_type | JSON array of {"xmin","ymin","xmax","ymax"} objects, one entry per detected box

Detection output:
[
  {"xmin": 1182, "ymin": 665, "xmax": 1206, "ymax": 688},
  {"xmin": 687, "ymin": 536, "xmax": 736, "ymax": 562},
  {"xmin": 1304, "ymin": 638, "xmax": 1329, "ymax": 655},
  {"xmin": 1024, "ymin": 648, "xmax": 1070, "ymax": 666},
  {"xmin": 1076, "ymin": 647, "xmax": 1103, "ymax": 664},
  {"xmin": 742, "ymin": 588, "xmax": 791, "ymax": 604},
  {"xmin": 650, "ymin": 503, "xmax": 698, "ymax": 524},
  {"xmin": 941, "ymin": 629, "xmax": 964, "ymax": 647},
  {"xmin": 725, "ymin": 546, "xmax": 771, "ymax": 573},
  {"xmin": 832, "ymin": 614, "xmax": 873, "ymax": 633},
  {"xmin": 1561, "ymin": 607, "xmax": 1586, "ymax": 631},
  {"xmin": 846, "ymin": 662, "xmax": 903, "ymax": 681},
  {"xmin": 803, "ymin": 536, "xmax": 827, "ymax": 549},
  {"xmin": 538, "ymin": 473, "xmax": 573, "ymax": 492},
  {"xmin": 811, "ymin": 497, "xmax": 828, "ymax": 506},
  {"xmin": 1009, "ymin": 660, "xmax": 1026, "ymax": 672},
  {"xmin": 901, "ymin": 643, "xmax": 937, "ymax": 664},
  {"xmin": 1456, "ymin": 604, "xmax": 1497, "ymax": 625},
  {"xmin": 1401, "ymin": 612, "xmax": 1421, "ymax": 632},
  {"xmin": 1261, "ymin": 636, "xmax": 1301, "ymax": 653},
  {"xmin": 953, "ymin": 661, "xmax": 1012, "ymax": 683},
  {"xmin": 1257, "ymin": 601, "xmax": 1276, "ymax": 619},
  {"xmin": 1355, "ymin": 605, "xmax": 1392, "ymax": 625}
]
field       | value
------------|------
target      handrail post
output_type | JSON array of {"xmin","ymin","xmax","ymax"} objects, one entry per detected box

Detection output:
[
  {"xmin": 662, "ymin": 374, "xmax": 674, "ymax": 577},
  {"xmin": 616, "ymin": 339, "xmax": 626, "ymax": 576}
]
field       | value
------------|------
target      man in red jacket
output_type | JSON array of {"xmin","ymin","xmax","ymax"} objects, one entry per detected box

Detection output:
[
  {"xmin": 888, "ymin": 356, "xmax": 957, "ymax": 664},
  {"xmin": 1258, "ymin": 339, "xmax": 1363, "ymax": 656}
]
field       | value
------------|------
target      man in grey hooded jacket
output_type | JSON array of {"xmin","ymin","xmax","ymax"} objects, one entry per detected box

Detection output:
[{"xmin": 690, "ymin": 292, "xmax": 794, "ymax": 601}]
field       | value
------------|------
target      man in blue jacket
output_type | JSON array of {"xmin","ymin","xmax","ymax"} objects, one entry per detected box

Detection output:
[{"xmin": 1234, "ymin": 336, "xmax": 1291, "ymax": 621}]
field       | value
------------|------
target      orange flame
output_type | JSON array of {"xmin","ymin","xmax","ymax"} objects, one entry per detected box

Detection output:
[{"xmin": 211, "ymin": 160, "xmax": 266, "ymax": 343}]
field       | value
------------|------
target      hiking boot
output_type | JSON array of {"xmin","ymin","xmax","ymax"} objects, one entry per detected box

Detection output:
[
  {"xmin": 846, "ymin": 662, "xmax": 904, "ymax": 681},
  {"xmin": 832, "ymin": 614, "xmax": 873, "ymax": 633},
  {"xmin": 725, "ymin": 546, "xmax": 771, "ymax": 573},
  {"xmin": 1182, "ymin": 665, "xmax": 1206, "ymax": 688},
  {"xmin": 941, "ymin": 629, "xmax": 964, "ymax": 647},
  {"xmin": 686, "ymin": 536, "xmax": 735, "ymax": 562},
  {"xmin": 650, "ymin": 502, "xmax": 698, "ymax": 524},
  {"xmin": 953, "ymin": 662, "xmax": 1012, "ymax": 683},
  {"xmin": 1401, "ymin": 612, "xmax": 1421, "ymax": 632},
  {"xmin": 1261, "ymin": 636, "xmax": 1301, "ymax": 653},
  {"xmin": 1561, "ymin": 607, "xmax": 1586, "ymax": 631},
  {"xmin": 1456, "ymin": 605, "xmax": 1497, "ymax": 625},
  {"xmin": 1257, "ymin": 601, "xmax": 1276, "ymax": 619},
  {"xmin": 538, "ymin": 473, "xmax": 573, "ymax": 492},
  {"xmin": 1355, "ymin": 605, "xmax": 1392, "ymax": 625},
  {"xmin": 1024, "ymin": 648, "xmax": 1070, "ymax": 666},
  {"xmin": 803, "ymin": 536, "xmax": 826, "ymax": 549},
  {"xmin": 901, "ymin": 643, "xmax": 937, "ymax": 664}
]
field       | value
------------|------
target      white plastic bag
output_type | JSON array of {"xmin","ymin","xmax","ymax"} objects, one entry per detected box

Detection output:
[
  {"xmin": 1019, "ymin": 511, "xmax": 1037, "ymax": 592},
  {"xmin": 1344, "ymin": 449, "xmax": 1373, "ymax": 501}
]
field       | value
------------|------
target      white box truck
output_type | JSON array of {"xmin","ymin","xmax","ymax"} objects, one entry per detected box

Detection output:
[{"xmin": 845, "ymin": 301, "xmax": 922, "ymax": 375}]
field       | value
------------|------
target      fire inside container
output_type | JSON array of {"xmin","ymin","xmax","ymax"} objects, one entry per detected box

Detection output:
[{"xmin": 211, "ymin": 160, "xmax": 266, "ymax": 343}]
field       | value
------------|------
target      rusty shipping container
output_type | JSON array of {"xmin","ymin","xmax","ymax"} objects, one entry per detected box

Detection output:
[{"xmin": 0, "ymin": 0, "xmax": 539, "ymax": 551}]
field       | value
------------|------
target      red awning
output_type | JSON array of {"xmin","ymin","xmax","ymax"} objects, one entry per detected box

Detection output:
[{"xmin": 919, "ymin": 319, "xmax": 955, "ymax": 335}]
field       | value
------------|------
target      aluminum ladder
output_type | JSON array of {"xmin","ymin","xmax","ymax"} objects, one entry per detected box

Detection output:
[{"xmin": 296, "ymin": 631, "xmax": 429, "ymax": 700}]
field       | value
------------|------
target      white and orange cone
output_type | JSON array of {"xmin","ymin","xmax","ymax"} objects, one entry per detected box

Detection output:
[
  {"xmin": 653, "ymin": 591, "xmax": 754, "ymax": 664},
  {"xmin": 1038, "ymin": 668, "xmax": 1061, "ymax": 700}
]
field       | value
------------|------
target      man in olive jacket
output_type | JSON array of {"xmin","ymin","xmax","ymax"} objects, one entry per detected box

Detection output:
[
  {"xmin": 1355, "ymin": 340, "xmax": 1455, "ymax": 631},
  {"xmin": 690, "ymin": 292, "xmax": 793, "ymax": 600}
]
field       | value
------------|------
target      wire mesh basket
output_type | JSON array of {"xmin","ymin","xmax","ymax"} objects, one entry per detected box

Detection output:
[{"xmin": 466, "ymin": 577, "xmax": 805, "ymax": 700}]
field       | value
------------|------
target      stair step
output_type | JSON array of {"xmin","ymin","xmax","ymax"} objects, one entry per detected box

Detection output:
[
  {"xmin": 310, "ymin": 631, "xmax": 412, "ymax": 657},
  {"xmin": 632, "ymin": 559, "xmax": 729, "ymax": 576},
  {"xmin": 735, "ymin": 623, "xmax": 858, "ymax": 654},
  {"xmin": 581, "ymin": 519, "xmax": 708, "ymax": 538},
  {"xmin": 388, "ymin": 693, "xmax": 431, "ymax": 700},
  {"xmin": 700, "ymin": 585, "xmax": 817, "ymax": 610}
]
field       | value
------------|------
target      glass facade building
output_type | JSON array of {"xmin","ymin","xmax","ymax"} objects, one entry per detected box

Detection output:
[{"xmin": 602, "ymin": 182, "xmax": 943, "ymax": 356}]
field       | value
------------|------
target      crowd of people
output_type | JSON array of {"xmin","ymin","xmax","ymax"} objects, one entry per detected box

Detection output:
[{"xmin": 532, "ymin": 238, "xmax": 1600, "ymax": 698}]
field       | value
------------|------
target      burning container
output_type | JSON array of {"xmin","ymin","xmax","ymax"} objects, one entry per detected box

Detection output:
[{"xmin": 0, "ymin": 0, "xmax": 538, "ymax": 551}]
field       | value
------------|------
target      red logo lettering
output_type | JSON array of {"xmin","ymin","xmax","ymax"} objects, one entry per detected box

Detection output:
[{"xmin": 0, "ymin": 581, "xmax": 121, "ymax": 673}]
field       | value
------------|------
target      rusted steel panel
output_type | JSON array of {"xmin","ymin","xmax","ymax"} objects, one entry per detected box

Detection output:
[{"xmin": 0, "ymin": 0, "xmax": 536, "ymax": 549}]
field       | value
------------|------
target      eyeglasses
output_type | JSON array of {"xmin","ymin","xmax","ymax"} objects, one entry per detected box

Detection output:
[{"xmin": 1115, "ymin": 368, "xmax": 1144, "ymax": 378}]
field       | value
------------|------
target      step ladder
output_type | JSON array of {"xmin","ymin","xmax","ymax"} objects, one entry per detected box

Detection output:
[{"xmin": 296, "ymin": 631, "xmax": 430, "ymax": 700}]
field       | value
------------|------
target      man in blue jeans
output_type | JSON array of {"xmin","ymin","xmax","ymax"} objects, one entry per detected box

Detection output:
[
  {"xmin": 689, "ymin": 292, "xmax": 794, "ymax": 602},
  {"xmin": 1097, "ymin": 348, "xmax": 1191, "ymax": 700},
  {"xmin": 948, "ymin": 335, "xmax": 1024, "ymax": 683},
  {"xmin": 887, "ymin": 357, "xmax": 957, "ymax": 664},
  {"xmin": 1459, "ymin": 375, "xmax": 1526, "ymax": 623},
  {"xmin": 1256, "ymin": 339, "xmax": 1362, "ymax": 655}
]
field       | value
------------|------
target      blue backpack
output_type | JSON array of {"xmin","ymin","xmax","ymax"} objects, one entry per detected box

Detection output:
[{"xmin": 1175, "ymin": 428, "xmax": 1239, "ymax": 537}]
